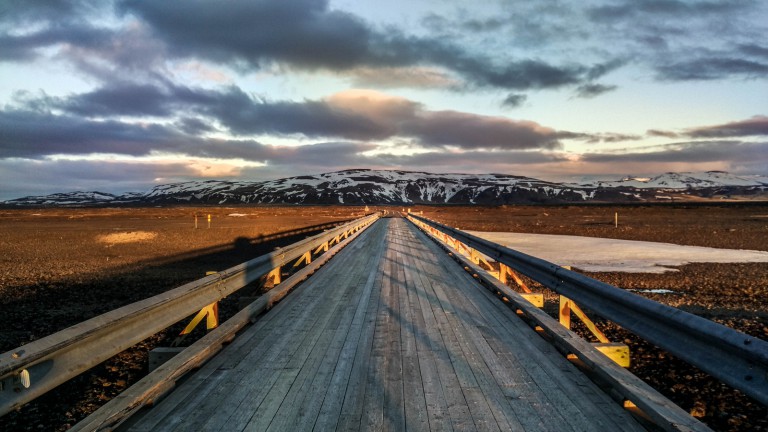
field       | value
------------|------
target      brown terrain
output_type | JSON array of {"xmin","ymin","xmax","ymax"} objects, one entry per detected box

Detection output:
[{"xmin": 1, "ymin": 204, "xmax": 767, "ymax": 431}]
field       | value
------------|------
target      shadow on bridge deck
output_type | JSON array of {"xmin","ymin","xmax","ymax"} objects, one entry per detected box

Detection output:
[{"xmin": 123, "ymin": 218, "xmax": 645, "ymax": 431}]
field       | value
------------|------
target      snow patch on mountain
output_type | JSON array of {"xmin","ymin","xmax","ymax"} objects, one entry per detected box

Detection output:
[
  {"xmin": 2, "ymin": 169, "xmax": 766, "ymax": 206},
  {"xmin": 583, "ymin": 171, "xmax": 768, "ymax": 189}
]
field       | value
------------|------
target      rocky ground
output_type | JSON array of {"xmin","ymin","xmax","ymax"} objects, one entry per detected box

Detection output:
[{"xmin": 0, "ymin": 204, "xmax": 766, "ymax": 431}]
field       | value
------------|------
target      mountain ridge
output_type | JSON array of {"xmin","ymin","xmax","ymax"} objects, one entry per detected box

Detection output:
[{"xmin": 3, "ymin": 169, "xmax": 767, "ymax": 206}]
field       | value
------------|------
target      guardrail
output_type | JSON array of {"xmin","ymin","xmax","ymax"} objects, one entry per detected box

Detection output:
[
  {"xmin": 0, "ymin": 213, "xmax": 380, "ymax": 416},
  {"xmin": 407, "ymin": 213, "xmax": 768, "ymax": 407}
]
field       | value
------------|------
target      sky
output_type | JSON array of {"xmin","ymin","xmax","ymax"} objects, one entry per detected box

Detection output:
[{"xmin": 0, "ymin": 0, "xmax": 767, "ymax": 200}]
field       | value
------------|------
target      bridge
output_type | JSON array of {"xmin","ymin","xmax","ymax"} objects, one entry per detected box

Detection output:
[{"xmin": 2, "ymin": 213, "xmax": 767, "ymax": 431}]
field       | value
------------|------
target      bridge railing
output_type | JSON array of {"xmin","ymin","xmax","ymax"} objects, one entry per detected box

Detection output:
[
  {"xmin": 0, "ymin": 213, "xmax": 380, "ymax": 416},
  {"xmin": 407, "ymin": 213, "xmax": 768, "ymax": 407}
]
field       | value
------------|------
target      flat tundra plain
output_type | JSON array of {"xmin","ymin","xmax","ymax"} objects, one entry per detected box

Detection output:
[{"xmin": 0, "ymin": 204, "xmax": 766, "ymax": 431}]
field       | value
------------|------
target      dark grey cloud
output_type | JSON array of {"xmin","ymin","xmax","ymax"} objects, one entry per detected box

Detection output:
[
  {"xmin": 584, "ymin": 1, "xmax": 768, "ymax": 83},
  {"xmin": 120, "ymin": 0, "xmax": 372, "ymax": 70},
  {"xmin": 118, "ymin": 0, "xmax": 615, "ymax": 92},
  {"xmin": 0, "ymin": 108, "xmax": 182, "ymax": 158},
  {"xmin": 656, "ymin": 56, "xmax": 768, "ymax": 81},
  {"xmin": 176, "ymin": 117, "xmax": 215, "ymax": 135},
  {"xmin": 0, "ymin": 24, "xmax": 113, "ymax": 62},
  {"xmin": 0, "ymin": 0, "xmax": 97, "ymax": 25},
  {"xmin": 35, "ymin": 83, "xmax": 563, "ymax": 150},
  {"xmin": 685, "ymin": 116, "xmax": 768, "ymax": 138},
  {"xmin": 197, "ymin": 90, "xmax": 394, "ymax": 140},
  {"xmin": 403, "ymin": 111, "xmax": 561, "ymax": 150},
  {"xmin": 580, "ymin": 140, "xmax": 768, "ymax": 165},
  {"xmin": 56, "ymin": 83, "xmax": 175, "ymax": 117},
  {"xmin": 376, "ymin": 149, "xmax": 568, "ymax": 168},
  {"xmin": 647, "ymin": 129, "xmax": 680, "ymax": 138},
  {"xmin": 462, "ymin": 17, "xmax": 505, "ymax": 32},
  {"xmin": 557, "ymin": 131, "xmax": 641, "ymax": 143},
  {"xmin": 267, "ymin": 141, "xmax": 377, "ymax": 165},
  {"xmin": 0, "ymin": 107, "xmax": 276, "ymax": 161},
  {"xmin": 588, "ymin": 0, "xmax": 746, "ymax": 21},
  {"xmin": 0, "ymin": 0, "xmax": 622, "ymax": 93},
  {"xmin": 740, "ymin": 44, "xmax": 768, "ymax": 58},
  {"xmin": 502, "ymin": 93, "xmax": 527, "ymax": 108},
  {"xmin": 574, "ymin": 83, "xmax": 617, "ymax": 98}
]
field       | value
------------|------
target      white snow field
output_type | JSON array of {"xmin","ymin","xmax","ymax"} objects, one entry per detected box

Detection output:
[{"xmin": 466, "ymin": 231, "xmax": 768, "ymax": 273}]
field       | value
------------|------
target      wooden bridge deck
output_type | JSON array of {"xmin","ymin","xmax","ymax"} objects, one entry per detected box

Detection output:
[{"xmin": 126, "ymin": 218, "xmax": 645, "ymax": 431}]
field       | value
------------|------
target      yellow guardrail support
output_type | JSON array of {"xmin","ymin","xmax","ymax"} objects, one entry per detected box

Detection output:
[
  {"xmin": 560, "ymin": 295, "xmax": 630, "ymax": 367},
  {"xmin": 178, "ymin": 302, "xmax": 219, "ymax": 336},
  {"xmin": 293, "ymin": 251, "xmax": 312, "ymax": 268}
]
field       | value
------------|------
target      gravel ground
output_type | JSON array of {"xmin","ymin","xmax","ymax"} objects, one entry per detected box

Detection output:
[{"xmin": 1, "ymin": 204, "xmax": 767, "ymax": 431}]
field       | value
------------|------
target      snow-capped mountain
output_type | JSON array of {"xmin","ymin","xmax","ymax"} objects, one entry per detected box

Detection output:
[
  {"xmin": 3, "ymin": 191, "xmax": 121, "ymax": 206},
  {"xmin": 583, "ymin": 171, "xmax": 768, "ymax": 189},
  {"xmin": 3, "ymin": 169, "xmax": 767, "ymax": 206},
  {"xmin": 137, "ymin": 170, "xmax": 595, "ymax": 205}
]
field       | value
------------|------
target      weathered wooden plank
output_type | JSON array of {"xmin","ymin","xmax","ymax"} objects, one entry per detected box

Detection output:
[
  {"xmin": 256, "ymin": 223, "xmax": 390, "ymax": 430},
  {"xmin": 401, "ymin": 243, "xmax": 454, "ymax": 432},
  {"xmin": 405, "ymin": 235, "xmax": 509, "ymax": 432},
  {"xmin": 335, "ymin": 263, "xmax": 386, "ymax": 431},
  {"xmin": 393, "ymin": 246, "xmax": 430, "ymax": 432},
  {"xmin": 270, "ymin": 228, "xmax": 384, "ymax": 432},
  {"xmin": 402, "ymin": 231, "xmax": 475, "ymax": 432},
  {"xmin": 305, "ymin": 222, "xmax": 388, "ymax": 431},
  {"xmin": 383, "ymin": 245, "xmax": 406, "ymax": 432}
]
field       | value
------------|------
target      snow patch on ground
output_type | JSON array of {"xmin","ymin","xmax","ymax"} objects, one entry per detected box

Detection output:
[{"xmin": 466, "ymin": 231, "xmax": 768, "ymax": 273}]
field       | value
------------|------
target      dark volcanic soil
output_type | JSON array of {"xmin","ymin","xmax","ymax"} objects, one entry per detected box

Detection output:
[{"xmin": 1, "ymin": 204, "xmax": 767, "ymax": 431}]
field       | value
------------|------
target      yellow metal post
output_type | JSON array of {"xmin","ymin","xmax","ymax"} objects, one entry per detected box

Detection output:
[
  {"xmin": 560, "ymin": 295, "xmax": 629, "ymax": 367},
  {"xmin": 178, "ymin": 302, "xmax": 219, "ymax": 336},
  {"xmin": 267, "ymin": 266, "xmax": 282, "ymax": 286}
]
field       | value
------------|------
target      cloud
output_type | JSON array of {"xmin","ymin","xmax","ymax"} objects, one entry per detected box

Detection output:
[
  {"xmin": 655, "ymin": 56, "xmax": 768, "ymax": 81},
  {"xmin": 0, "ymin": 108, "xmax": 183, "ymax": 158},
  {"xmin": 588, "ymin": 0, "xmax": 744, "ymax": 21},
  {"xmin": 121, "ymin": 0, "xmax": 377, "ymax": 70},
  {"xmin": 119, "ymin": 0, "xmax": 617, "ymax": 93},
  {"xmin": 580, "ymin": 140, "xmax": 768, "ymax": 166},
  {"xmin": 574, "ymin": 83, "xmax": 617, "ymax": 98},
  {"xmin": 647, "ymin": 129, "xmax": 680, "ymax": 138},
  {"xmin": 345, "ymin": 66, "xmax": 459, "ymax": 89},
  {"xmin": 548, "ymin": 140, "xmax": 768, "ymax": 180},
  {"xmin": 403, "ymin": 110, "xmax": 561, "ymax": 150},
  {"xmin": 685, "ymin": 115, "xmax": 768, "ymax": 138},
  {"xmin": 376, "ymin": 149, "xmax": 567, "ymax": 168},
  {"xmin": 55, "ymin": 83, "xmax": 176, "ymax": 117},
  {"xmin": 33, "ymin": 85, "xmax": 565, "ymax": 150},
  {"xmin": 0, "ymin": 24, "xmax": 114, "ymax": 63},
  {"xmin": 501, "ymin": 93, "xmax": 527, "ymax": 108}
]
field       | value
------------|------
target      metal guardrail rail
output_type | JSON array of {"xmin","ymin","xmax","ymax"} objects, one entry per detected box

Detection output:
[
  {"xmin": 407, "ymin": 213, "xmax": 768, "ymax": 407},
  {"xmin": 0, "ymin": 213, "xmax": 380, "ymax": 416}
]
